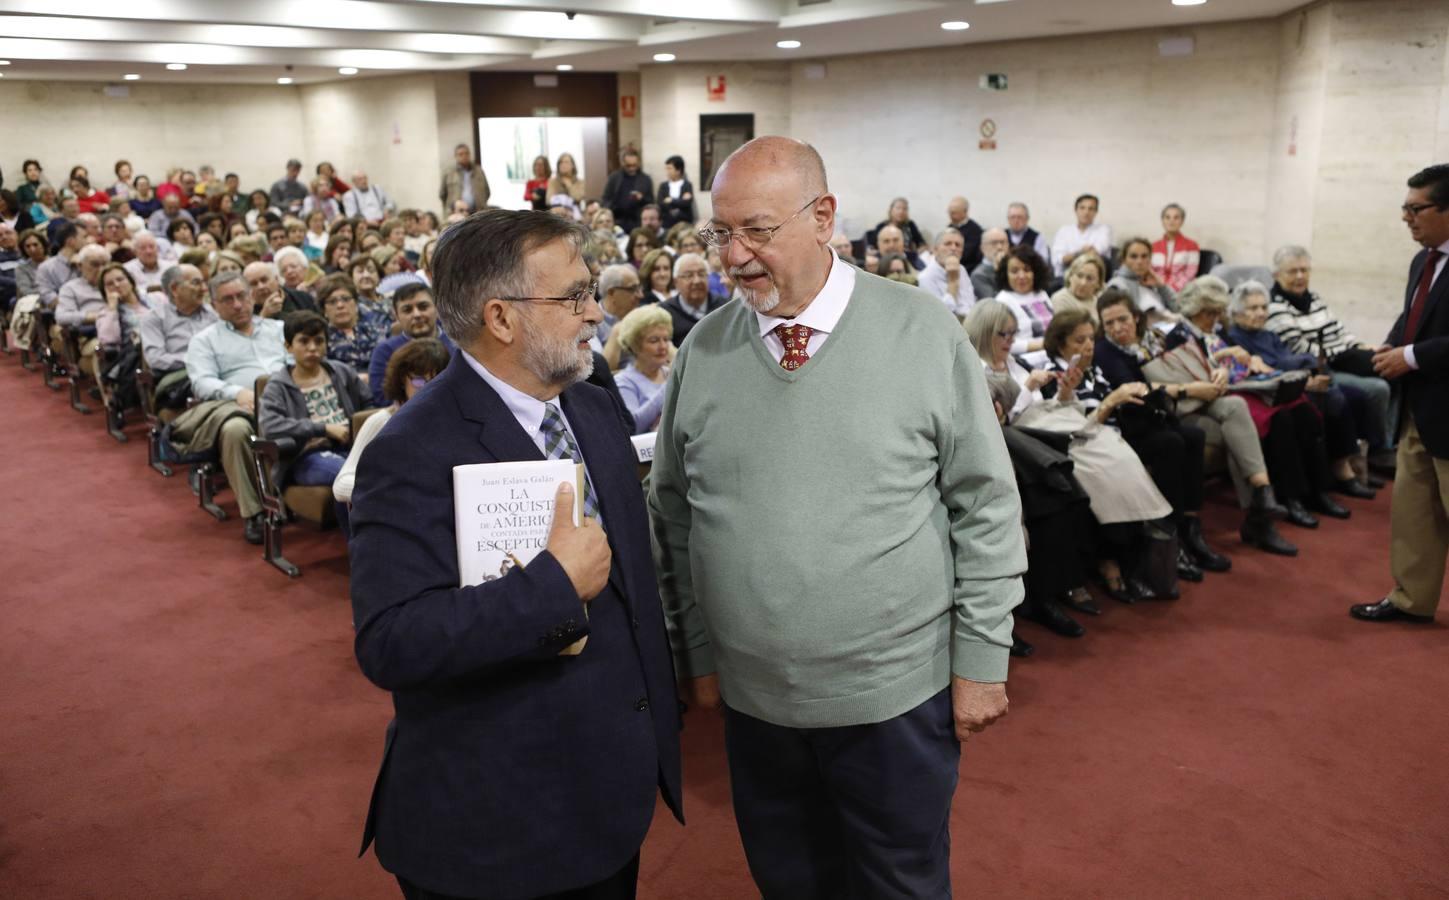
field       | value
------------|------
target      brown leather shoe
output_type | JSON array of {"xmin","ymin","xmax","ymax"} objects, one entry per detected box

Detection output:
[{"xmin": 1349, "ymin": 598, "xmax": 1433, "ymax": 623}]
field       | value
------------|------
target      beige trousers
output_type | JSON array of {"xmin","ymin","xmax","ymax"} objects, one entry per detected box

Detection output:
[
  {"xmin": 217, "ymin": 414, "xmax": 262, "ymax": 519},
  {"xmin": 1388, "ymin": 415, "xmax": 1449, "ymax": 616}
]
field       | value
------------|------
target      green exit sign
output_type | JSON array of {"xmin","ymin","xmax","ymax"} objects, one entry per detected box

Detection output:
[{"xmin": 533, "ymin": 106, "xmax": 560, "ymax": 117}]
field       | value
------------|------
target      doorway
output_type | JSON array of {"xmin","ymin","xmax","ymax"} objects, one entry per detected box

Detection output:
[{"xmin": 699, "ymin": 114, "xmax": 755, "ymax": 192}]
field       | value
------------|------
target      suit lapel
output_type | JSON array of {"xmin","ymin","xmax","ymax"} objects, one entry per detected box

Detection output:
[{"xmin": 441, "ymin": 352, "xmax": 545, "ymax": 465}]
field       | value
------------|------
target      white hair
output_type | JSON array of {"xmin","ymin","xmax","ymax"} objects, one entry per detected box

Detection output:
[
  {"xmin": 76, "ymin": 244, "xmax": 110, "ymax": 264},
  {"xmin": 1272, "ymin": 244, "xmax": 1311, "ymax": 273},
  {"xmin": 1229, "ymin": 279, "xmax": 1271, "ymax": 317},
  {"xmin": 672, "ymin": 252, "xmax": 707, "ymax": 277},
  {"xmin": 272, "ymin": 245, "xmax": 308, "ymax": 269}
]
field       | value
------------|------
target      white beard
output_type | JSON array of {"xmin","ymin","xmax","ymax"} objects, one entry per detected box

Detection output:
[{"xmin": 734, "ymin": 280, "xmax": 780, "ymax": 314}]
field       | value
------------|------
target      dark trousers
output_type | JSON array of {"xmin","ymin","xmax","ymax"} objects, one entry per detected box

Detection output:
[
  {"xmin": 723, "ymin": 689, "xmax": 959, "ymax": 900},
  {"xmin": 1263, "ymin": 401, "xmax": 1331, "ymax": 501},
  {"xmin": 1125, "ymin": 420, "xmax": 1206, "ymax": 513},
  {"xmin": 397, "ymin": 855, "xmax": 639, "ymax": 900}
]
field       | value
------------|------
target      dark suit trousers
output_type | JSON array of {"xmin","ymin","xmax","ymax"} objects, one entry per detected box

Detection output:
[
  {"xmin": 723, "ymin": 688, "xmax": 959, "ymax": 900},
  {"xmin": 397, "ymin": 855, "xmax": 640, "ymax": 900}
]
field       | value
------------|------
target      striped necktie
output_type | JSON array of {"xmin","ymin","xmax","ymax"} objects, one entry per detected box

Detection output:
[{"xmin": 540, "ymin": 402, "xmax": 600, "ymax": 520}]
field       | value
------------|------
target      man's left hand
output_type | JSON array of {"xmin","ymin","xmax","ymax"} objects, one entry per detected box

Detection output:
[
  {"xmin": 951, "ymin": 676, "xmax": 1007, "ymax": 743},
  {"xmin": 1373, "ymin": 346, "xmax": 1412, "ymax": 379}
]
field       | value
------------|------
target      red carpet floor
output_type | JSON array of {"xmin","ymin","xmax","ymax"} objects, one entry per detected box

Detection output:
[{"xmin": 3, "ymin": 355, "xmax": 1448, "ymax": 899}]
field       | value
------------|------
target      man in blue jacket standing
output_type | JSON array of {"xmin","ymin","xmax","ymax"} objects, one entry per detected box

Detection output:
[{"xmin": 349, "ymin": 209, "xmax": 683, "ymax": 899}]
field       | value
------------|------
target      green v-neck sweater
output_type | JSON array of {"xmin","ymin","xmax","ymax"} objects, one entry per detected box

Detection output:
[{"xmin": 648, "ymin": 272, "xmax": 1026, "ymax": 728}]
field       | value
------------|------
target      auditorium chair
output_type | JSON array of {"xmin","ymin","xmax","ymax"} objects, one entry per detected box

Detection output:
[
  {"xmin": 135, "ymin": 360, "xmax": 230, "ymax": 520},
  {"xmin": 35, "ymin": 310, "xmax": 64, "ymax": 391},
  {"xmin": 55, "ymin": 323, "xmax": 96, "ymax": 415},
  {"xmin": 247, "ymin": 374, "xmax": 380, "ymax": 577},
  {"xmin": 1197, "ymin": 249, "xmax": 1223, "ymax": 277}
]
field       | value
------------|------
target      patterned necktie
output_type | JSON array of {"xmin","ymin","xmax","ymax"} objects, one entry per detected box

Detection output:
[
  {"xmin": 1403, "ymin": 249, "xmax": 1443, "ymax": 344},
  {"xmin": 775, "ymin": 323, "xmax": 814, "ymax": 371},
  {"xmin": 540, "ymin": 402, "xmax": 600, "ymax": 520}
]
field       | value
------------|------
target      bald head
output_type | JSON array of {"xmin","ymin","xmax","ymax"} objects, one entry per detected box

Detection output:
[
  {"xmin": 981, "ymin": 227, "xmax": 1009, "ymax": 264},
  {"xmin": 876, "ymin": 224, "xmax": 905, "ymax": 256},
  {"xmin": 715, "ymin": 136, "xmax": 828, "ymax": 206}
]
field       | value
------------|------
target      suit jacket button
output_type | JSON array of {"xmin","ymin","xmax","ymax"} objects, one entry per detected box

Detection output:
[{"xmin": 635, "ymin": 698, "xmax": 650, "ymax": 712}]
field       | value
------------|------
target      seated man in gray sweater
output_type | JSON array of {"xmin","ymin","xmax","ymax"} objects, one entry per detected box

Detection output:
[{"xmin": 650, "ymin": 136, "xmax": 1026, "ymax": 900}]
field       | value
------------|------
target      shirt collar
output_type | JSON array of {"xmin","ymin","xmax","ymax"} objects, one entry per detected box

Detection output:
[
  {"xmin": 1436, "ymin": 239, "xmax": 1449, "ymax": 256},
  {"xmin": 755, "ymin": 250, "xmax": 857, "ymax": 338},
  {"xmin": 461, "ymin": 349, "xmax": 549, "ymax": 438}
]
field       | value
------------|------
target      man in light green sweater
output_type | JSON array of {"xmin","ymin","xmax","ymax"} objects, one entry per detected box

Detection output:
[{"xmin": 648, "ymin": 137, "xmax": 1026, "ymax": 899}]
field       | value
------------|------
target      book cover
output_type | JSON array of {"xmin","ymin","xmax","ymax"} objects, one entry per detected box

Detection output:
[{"xmin": 453, "ymin": 458, "xmax": 588, "ymax": 655}]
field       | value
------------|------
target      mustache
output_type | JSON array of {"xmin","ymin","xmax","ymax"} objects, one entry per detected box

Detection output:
[
  {"xmin": 729, "ymin": 264, "xmax": 769, "ymax": 279},
  {"xmin": 575, "ymin": 324, "xmax": 597, "ymax": 343}
]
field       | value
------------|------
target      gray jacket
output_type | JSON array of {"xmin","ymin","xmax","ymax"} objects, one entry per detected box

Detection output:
[
  {"xmin": 970, "ymin": 260, "xmax": 998, "ymax": 302},
  {"xmin": 1108, "ymin": 269, "xmax": 1178, "ymax": 314},
  {"xmin": 259, "ymin": 360, "xmax": 369, "ymax": 485}
]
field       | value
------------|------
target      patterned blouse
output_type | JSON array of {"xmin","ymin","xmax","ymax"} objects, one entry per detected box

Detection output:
[{"xmin": 327, "ymin": 311, "xmax": 389, "ymax": 373}]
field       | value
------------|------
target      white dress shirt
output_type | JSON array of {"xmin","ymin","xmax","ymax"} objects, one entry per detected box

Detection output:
[
  {"xmin": 1404, "ymin": 237, "xmax": 1449, "ymax": 370},
  {"xmin": 754, "ymin": 251, "xmax": 857, "ymax": 363},
  {"xmin": 916, "ymin": 258, "xmax": 976, "ymax": 318},
  {"xmin": 1050, "ymin": 222, "xmax": 1114, "ymax": 277},
  {"xmin": 667, "ymin": 179, "xmax": 684, "ymax": 200},
  {"xmin": 460, "ymin": 350, "xmax": 600, "ymax": 523}
]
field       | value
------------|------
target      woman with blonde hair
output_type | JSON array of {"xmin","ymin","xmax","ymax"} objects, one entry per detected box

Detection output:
[
  {"xmin": 612, "ymin": 304, "xmax": 674, "ymax": 434},
  {"xmin": 1051, "ymin": 253, "xmax": 1106, "ymax": 322},
  {"xmin": 548, "ymin": 152, "xmax": 585, "ymax": 203}
]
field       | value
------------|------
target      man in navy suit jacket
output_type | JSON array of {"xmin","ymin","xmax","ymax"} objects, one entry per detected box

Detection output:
[
  {"xmin": 349, "ymin": 209, "xmax": 683, "ymax": 899},
  {"xmin": 1353, "ymin": 164, "xmax": 1449, "ymax": 625}
]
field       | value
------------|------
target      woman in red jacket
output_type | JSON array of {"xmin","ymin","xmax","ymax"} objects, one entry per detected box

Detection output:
[
  {"xmin": 1151, "ymin": 203, "xmax": 1201, "ymax": 292},
  {"xmin": 70, "ymin": 175, "xmax": 112, "ymax": 215}
]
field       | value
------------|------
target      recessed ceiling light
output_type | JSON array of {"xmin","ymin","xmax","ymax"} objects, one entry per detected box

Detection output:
[
  {"xmin": 776, "ymin": 40, "xmax": 802, "ymax": 49},
  {"xmin": 166, "ymin": 63, "xmax": 187, "ymax": 71},
  {"xmin": 0, "ymin": 60, "xmax": 11, "ymax": 66},
  {"xmin": 1171, "ymin": 0, "xmax": 1206, "ymax": 5},
  {"xmin": 338, "ymin": 67, "xmax": 358, "ymax": 75},
  {"xmin": 555, "ymin": 64, "xmax": 573, "ymax": 71},
  {"xmin": 123, "ymin": 73, "xmax": 141, "ymax": 81},
  {"xmin": 653, "ymin": 53, "xmax": 676, "ymax": 62},
  {"xmin": 941, "ymin": 20, "xmax": 971, "ymax": 30},
  {"xmin": 276, "ymin": 77, "xmax": 294, "ymax": 85}
]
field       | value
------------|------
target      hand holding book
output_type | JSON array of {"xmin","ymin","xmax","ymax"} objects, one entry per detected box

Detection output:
[{"xmin": 546, "ymin": 482, "xmax": 612, "ymax": 602}]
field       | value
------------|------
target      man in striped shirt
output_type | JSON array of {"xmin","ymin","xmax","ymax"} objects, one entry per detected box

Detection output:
[{"xmin": 1266, "ymin": 244, "xmax": 1396, "ymax": 471}]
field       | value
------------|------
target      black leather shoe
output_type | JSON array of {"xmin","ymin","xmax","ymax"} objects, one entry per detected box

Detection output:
[
  {"xmin": 1176, "ymin": 548, "xmax": 1204, "ymax": 582},
  {"xmin": 1125, "ymin": 577, "xmax": 1165, "ymax": 601},
  {"xmin": 1179, "ymin": 516, "xmax": 1231, "ymax": 572},
  {"xmin": 1063, "ymin": 588, "xmax": 1102, "ymax": 616},
  {"xmin": 1010, "ymin": 633, "xmax": 1035, "ymax": 657},
  {"xmin": 1349, "ymin": 597, "xmax": 1432, "ymax": 624},
  {"xmin": 1241, "ymin": 515, "xmax": 1298, "ymax": 556},
  {"xmin": 1250, "ymin": 484, "xmax": 1288, "ymax": 520},
  {"xmin": 1310, "ymin": 492, "xmax": 1351, "ymax": 519},
  {"xmin": 1332, "ymin": 478, "xmax": 1377, "ymax": 500},
  {"xmin": 243, "ymin": 514, "xmax": 265, "ymax": 545},
  {"xmin": 1283, "ymin": 499, "xmax": 1319, "ymax": 529},
  {"xmin": 1022, "ymin": 600, "xmax": 1085, "ymax": 638},
  {"xmin": 1368, "ymin": 449, "xmax": 1397, "ymax": 476},
  {"xmin": 1364, "ymin": 472, "xmax": 1388, "ymax": 489},
  {"xmin": 1097, "ymin": 574, "xmax": 1136, "ymax": 604}
]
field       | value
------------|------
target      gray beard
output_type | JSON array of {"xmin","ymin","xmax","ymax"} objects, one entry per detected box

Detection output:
[
  {"xmin": 734, "ymin": 281, "xmax": 780, "ymax": 314},
  {"xmin": 518, "ymin": 311, "xmax": 595, "ymax": 388}
]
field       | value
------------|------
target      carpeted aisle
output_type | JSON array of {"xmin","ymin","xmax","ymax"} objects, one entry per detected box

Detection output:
[{"xmin": 2, "ymin": 357, "xmax": 1447, "ymax": 899}]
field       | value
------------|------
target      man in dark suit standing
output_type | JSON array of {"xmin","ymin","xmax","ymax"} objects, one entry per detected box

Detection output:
[
  {"xmin": 601, "ymin": 150, "xmax": 653, "ymax": 234},
  {"xmin": 349, "ymin": 209, "xmax": 684, "ymax": 899},
  {"xmin": 1352, "ymin": 164, "xmax": 1449, "ymax": 624}
]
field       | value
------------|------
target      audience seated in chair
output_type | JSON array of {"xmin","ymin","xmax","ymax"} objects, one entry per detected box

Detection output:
[
  {"xmin": 1108, "ymin": 236, "xmax": 1178, "ymax": 323},
  {"xmin": 612, "ymin": 304, "xmax": 674, "ymax": 434},
  {"xmin": 1152, "ymin": 203, "xmax": 1200, "ymax": 292},
  {"xmin": 258, "ymin": 310, "xmax": 368, "ymax": 496},
  {"xmin": 1050, "ymin": 194, "xmax": 1112, "ymax": 279},
  {"xmin": 639, "ymin": 247, "xmax": 675, "ymax": 306},
  {"xmin": 973, "ymin": 228, "xmax": 1010, "ymax": 301},
  {"xmin": 1266, "ymin": 244, "xmax": 1396, "ymax": 469},
  {"xmin": 1094, "ymin": 287, "xmax": 1298, "ymax": 556},
  {"xmin": 659, "ymin": 252, "xmax": 727, "ymax": 346},
  {"xmin": 367, "ymin": 283, "xmax": 455, "ymax": 406},
  {"xmin": 315, "ymin": 273, "xmax": 387, "ymax": 382},
  {"xmin": 1051, "ymin": 253, "xmax": 1106, "ymax": 323},
  {"xmin": 596, "ymin": 263, "xmax": 643, "ymax": 370},
  {"xmin": 943, "ymin": 196, "xmax": 984, "ymax": 270},
  {"xmin": 916, "ymin": 227, "xmax": 975, "ymax": 319},
  {"xmin": 995, "ymin": 244, "xmax": 1054, "ymax": 354},
  {"xmin": 175, "ymin": 270, "xmax": 288, "ymax": 544}
]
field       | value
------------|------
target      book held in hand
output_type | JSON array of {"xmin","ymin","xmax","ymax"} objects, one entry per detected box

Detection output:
[{"xmin": 453, "ymin": 459, "xmax": 588, "ymax": 655}]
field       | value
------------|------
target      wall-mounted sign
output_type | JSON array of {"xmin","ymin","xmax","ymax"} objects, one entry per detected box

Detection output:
[
  {"xmin": 620, "ymin": 95, "xmax": 637, "ymax": 118},
  {"xmin": 707, "ymin": 75, "xmax": 727, "ymax": 102},
  {"xmin": 979, "ymin": 117, "xmax": 997, "ymax": 150},
  {"xmin": 533, "ymin": 107, "xmax": 559, "ymax": 117},
  {"xmin": 979, "ymin": 73, "xmax": 1008, "ymax": 91}
]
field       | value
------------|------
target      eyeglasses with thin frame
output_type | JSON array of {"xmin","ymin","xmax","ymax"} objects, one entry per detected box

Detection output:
[
  {"xmin": 1402, "ymin": 202, "xmax": 1440, "ymax": 217},
  {"xmin": 698, "ymin": 195, "xmax": 823, "ymax": 250},
  {"xmin": 500, "ymin": 281, "xmax": 599, "ymax": 315}
]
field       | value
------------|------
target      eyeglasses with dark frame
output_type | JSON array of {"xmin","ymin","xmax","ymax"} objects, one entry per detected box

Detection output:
[
  {"xmin": 500, "ymin": 281, "xmax": 599, "ymax": 315},
  {"xmin": 1402, "ymin": 202, "xmax": 1440, "ymax": 218},
  {"xmin": 698, "ymin": 195, "xmax": 824, "ymax": 250}
]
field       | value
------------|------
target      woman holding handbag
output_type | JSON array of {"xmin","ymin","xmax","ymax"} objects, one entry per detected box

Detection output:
[
  {"xmin": 967, "ymin": 299, "xmax": 1173, "ymax": 606},
  {"xmin": 1158, "ymin": 276, "xmax": 1350, "ymax": 534},
  {"xmin": 1045, "ymin": 305, "xmax": 1227, "ymax": 582},
  {"xmin": 1095, "ymin": 288, "xmax": 1299, "ymax": 557}
]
